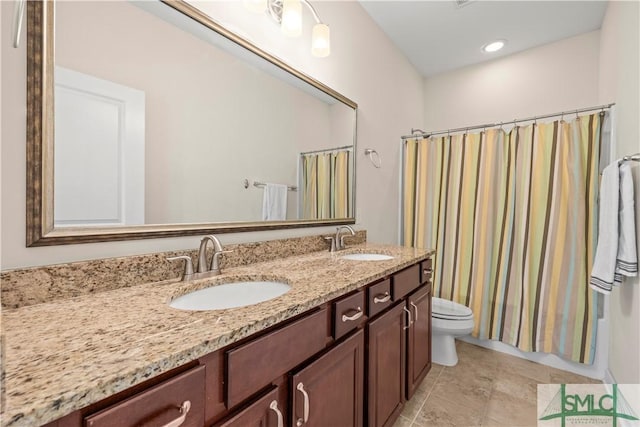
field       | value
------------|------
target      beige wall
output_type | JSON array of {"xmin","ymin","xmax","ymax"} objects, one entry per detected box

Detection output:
[
  {"xmin": 598, "ymin": 0, "xmax": 640, "ymax": 384},
  {"xmin": 0, "ymin": 1, "xmax": 424, "ymax": 269},
  {"xmin": 56, "ymin": 1, "xmax": 334, "ymax": 224},
  {"xmin": 423, "ymin": 30, "xmax": 601, "ymax": 130}
]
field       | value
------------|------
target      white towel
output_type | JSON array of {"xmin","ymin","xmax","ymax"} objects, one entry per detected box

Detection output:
[
  {"xmin": 262, "ymin": 183, "xmax": 288, "ymax": 221},
  {"xmin": 590, "ymin": 161, "xmax": 638, "ymax": 294},
  {"xmin": 617, "ymin": 164, "xmax": 638, "ymax": 278}
]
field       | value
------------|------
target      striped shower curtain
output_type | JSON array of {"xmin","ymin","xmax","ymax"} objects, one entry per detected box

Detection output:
[
  {"xmin": 301, "ymin": 150, "xmax": 351, "ymax": 219},
  {"xmin": 403, "ymin": 113, "xmax": 602, "ymax": 364}
]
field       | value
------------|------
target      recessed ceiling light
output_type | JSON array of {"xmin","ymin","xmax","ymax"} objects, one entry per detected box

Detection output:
[{"xmin": 482, "ymin": 40, "xmax": 506, "ymax": 53}]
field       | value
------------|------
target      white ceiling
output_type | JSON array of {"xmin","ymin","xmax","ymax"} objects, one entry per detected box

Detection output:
[{"xmin": 358, "ymin": 0, "xmax": 608, "ymax": 77}]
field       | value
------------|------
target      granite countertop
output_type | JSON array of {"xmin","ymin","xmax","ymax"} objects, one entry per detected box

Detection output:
[{"xmin": 1, "ymin": 243, "xmax": 433, "ymax": 427}]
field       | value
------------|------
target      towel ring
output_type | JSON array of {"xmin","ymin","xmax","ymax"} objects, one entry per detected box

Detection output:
[{"xmin": 364, "ymin": 149, "xmax": 382, "ymax": 168}]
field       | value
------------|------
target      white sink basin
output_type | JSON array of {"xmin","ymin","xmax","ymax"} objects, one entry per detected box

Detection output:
[
  {"xmin": 169, "ymin": 281, "xmax": 291, "ymax": 311},
  {"xmin": 340, "ymin": 253, "xmax": 394, "ymax": 261}
]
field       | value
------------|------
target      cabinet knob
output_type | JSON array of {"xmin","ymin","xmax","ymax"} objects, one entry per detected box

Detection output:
[
  {"xmin": 423, "ymin": 269, "xmax": 432, "ymax": 275},
  {"xmin": 160, "ymin": 400, "xmax": 191, "ymax": 427},
  {"xmin": 341, "ymin": 307, "xmax": 363, "ymax": 322},
  {"xmin": 269, "ymin": 400, "xmax": 284, "ymax": 427}
]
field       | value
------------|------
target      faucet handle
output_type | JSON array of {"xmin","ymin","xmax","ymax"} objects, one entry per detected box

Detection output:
[
  {"xmin": 324, "ymin": 236, "xmax": 337, "ymax": 253},
  {"xmin": 210, "ymin": 250, "xmax": 233, "ymax": 272},
  {"xmin": 167, "ymin": 256, "xmax": 194, "ymax": 280}
]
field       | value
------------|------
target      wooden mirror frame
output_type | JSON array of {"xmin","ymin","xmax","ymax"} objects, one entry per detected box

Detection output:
[{"xmin": 26, "ymin": 0, "xmax": 357, "ymax": 247}]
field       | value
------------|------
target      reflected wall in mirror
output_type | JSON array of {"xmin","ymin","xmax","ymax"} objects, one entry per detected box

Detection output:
[{"xmin": 26, "ymin": 0, "xmax": 357, "ymax": 246}]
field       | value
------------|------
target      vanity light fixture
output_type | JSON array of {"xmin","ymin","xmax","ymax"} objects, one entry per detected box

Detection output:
[
  {"xmin": 245, "ymin": 0, "xmax": 331, "ymax": 57},
  {"xmin": 482, "ymin": 39, "xmax": 506, "ymax": 53}
]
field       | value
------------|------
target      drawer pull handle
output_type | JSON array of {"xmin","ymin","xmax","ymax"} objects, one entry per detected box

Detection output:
[
  {"xmin": 161, "ymin": 400, "xmax": 191, "ymax": 427},
  {"xmin": 403, "ymin": 306, "xmax": 413, "ymax": 330},
  {"xmin": 423, "ymin": 269, "xmax": 432, "ymax": 275},
  {"xmin": 341, "ymin": 307, "xmax": 363, "ymax": 322},
  {"xmin": 373, "ymin": 292, "xmax": 391, "ymax": 304},
  {"xmin": 410, "ymin": 302, "xmax": 419, "ymax": 321},
  {"xmin": 270, "ymin": 400, "xmax": 284, "ymax": 427},
  {"xmin": 296, "ymin": 383, "xmax": 310, "ymax": 426}
]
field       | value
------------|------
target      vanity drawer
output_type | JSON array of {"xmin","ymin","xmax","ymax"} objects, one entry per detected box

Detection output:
[
  {"xmin": 421, "ymin": 258, "xmax": 433, "ymax": 283},
  {"xmin": 84, "ymin": 365, "xmax": 205, "ymax": 427},
  {"xmin": 333, "ymin": 290, "xmax": 367, "ymax": 340},
  {"xmin": 392, "ymin": 264, "xmax": 421, "ymax": 301},
  {"xmin": 226, "ymin": 308, "xmax": 328, "ymax": 408},
  {"xmin": 367, "ymin": 279, "xmax": 392, "ymax": 318}
]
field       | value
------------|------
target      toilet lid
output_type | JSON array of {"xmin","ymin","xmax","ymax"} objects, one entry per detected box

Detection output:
[{"xmin": 432, "ymin": 297, "xmax": 473, "ymax": 320}]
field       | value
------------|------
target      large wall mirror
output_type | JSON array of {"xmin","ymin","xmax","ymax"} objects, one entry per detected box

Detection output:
[{"xmin": 26, "ymin": 0, "xmax": 357, "ymax": 246}]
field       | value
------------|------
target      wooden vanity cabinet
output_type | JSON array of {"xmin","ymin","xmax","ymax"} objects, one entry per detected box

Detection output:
[
  {"xmin": 406, "ymin": 283, "xmax": 432, "ymax": 400},
  {"xmin": 366, "ymin": 303, "xmax": 406, "ymax": 427},
  {"xmin": 366, "ymin": 259, "xmax": 434, "ymax": 426},
  {"xmin": 42, "ymin": 258, "xmax": 432, "ymax": 427},
  {"xmin": 291, "ymin": 329, "xmax": 365, "ymax": 427}
]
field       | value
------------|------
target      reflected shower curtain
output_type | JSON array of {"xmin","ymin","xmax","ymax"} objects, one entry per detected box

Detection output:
[
  {"xmin": 301, "ymin": 150, "xmax": 351, "ymax": 219},
  {"xmin": 403, "ymin": 113, "xmax": 602, "ymax": 364}
]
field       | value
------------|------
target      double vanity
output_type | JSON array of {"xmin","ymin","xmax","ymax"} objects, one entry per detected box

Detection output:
[{"xmin": 2, "ymin": 240, "xmax": 434, "ymax": 427}]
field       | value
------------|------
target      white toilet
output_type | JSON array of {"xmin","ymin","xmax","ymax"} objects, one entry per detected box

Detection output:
[{"xmin": 431, "ymin": 297, "xmax": 475, "ymax": 366}]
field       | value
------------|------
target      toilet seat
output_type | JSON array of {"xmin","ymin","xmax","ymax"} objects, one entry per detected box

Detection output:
[{"xmin": 432, "ymin": 297, "xmax": 473, "ymax": 321}]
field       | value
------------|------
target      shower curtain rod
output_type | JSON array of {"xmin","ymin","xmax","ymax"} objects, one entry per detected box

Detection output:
[
  {"xmin": 401, "ymin": 103, "xmax": 615, "ymax": 140},
  {"xmin": 300, "ymin": 145, "xmax": 353, "ymax": 156}
]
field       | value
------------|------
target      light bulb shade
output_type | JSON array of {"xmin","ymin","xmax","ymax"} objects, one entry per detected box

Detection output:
[
  {"xmin": 281, "ymin": 0, "xmax": 302, "ymax": 37},
  {"xmin": 243, "ymin": 0, "xmax": 267, "ymax": 13},
  {"xmin": 311, "ymin": 23, "xmax": 330, "ymax": 57}
]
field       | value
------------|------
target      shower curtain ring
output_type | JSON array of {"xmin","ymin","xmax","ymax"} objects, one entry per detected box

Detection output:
[{"xmin": 364, "ymin": 149, "xmax": 382, "ymax": 168}]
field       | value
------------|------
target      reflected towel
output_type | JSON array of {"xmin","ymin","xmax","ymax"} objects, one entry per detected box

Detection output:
[
  {"xmin": 262, "ymin": 183, "xmax": 288, "ymax": 221},
  {"xmin": 590, "ymin": 162, "xmax": 638, "ymax": 294}
]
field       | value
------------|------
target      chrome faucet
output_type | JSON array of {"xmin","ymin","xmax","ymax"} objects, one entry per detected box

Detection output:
[
  {"xmin": 168, "ymin": 235, "xmax": 231, "ymax": 280},
  {"xmin": 325, "ymin": 225, "xmax": 356, "ymax": 252},
  {"xmin": 335, "ymin": 225, "xmax": 356, "ymax": 250},
  {"xmin": 197, "ymin": 235, "xmax": 222, "ymax": 273}
]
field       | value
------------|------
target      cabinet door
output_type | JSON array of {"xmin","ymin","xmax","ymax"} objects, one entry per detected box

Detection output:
[
  {"xmin": 217, "ymin": 386, "xmax": 285, "ymax": 427},
  {"xmin": 406, "ymin": 284, "xmax": 432, "ymax": 399},
  {"xmin": 291, "ymin": 330, "xmax": 364, "ymax": 427},
  {"xmin": 367, "ymin": 303, "xmax": 406, "ymax": 427}
]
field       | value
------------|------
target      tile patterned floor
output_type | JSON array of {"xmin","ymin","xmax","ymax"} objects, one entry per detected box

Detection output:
[{"xmin": 394, "ymin": 341, "xmax": 600, "ymax": 427}]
